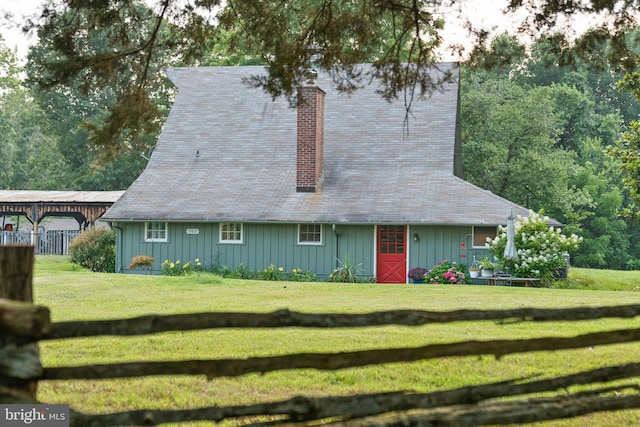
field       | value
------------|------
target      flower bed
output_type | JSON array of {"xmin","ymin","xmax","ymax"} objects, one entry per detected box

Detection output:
[{"xmin": 424, "ymin": 260, "xmax": 469, "ymax": 284}]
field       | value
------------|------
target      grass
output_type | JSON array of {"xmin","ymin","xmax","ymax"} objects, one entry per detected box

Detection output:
[
  {"xmin": 32, "ymin": 256, "xmax": 640, "ymax": 426},
  {"xmin": 556, "ymin": 267, "xmax": 640, "ymax": 291}
]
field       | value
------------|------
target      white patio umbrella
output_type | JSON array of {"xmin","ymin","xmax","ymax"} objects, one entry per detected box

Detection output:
[{"xmin": 504, "ymin": 209, "xmax": 518, "ymax": 260}]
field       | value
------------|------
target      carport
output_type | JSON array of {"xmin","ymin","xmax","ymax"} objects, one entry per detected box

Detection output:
[{"xmin": 0, "ymin": 190, "xmax": 124, "ymax": 240}]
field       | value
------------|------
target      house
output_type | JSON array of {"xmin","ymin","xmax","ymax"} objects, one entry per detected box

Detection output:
[{"xmin": 102, "ymin": 63, "xmax": 534, "ymax": 282}]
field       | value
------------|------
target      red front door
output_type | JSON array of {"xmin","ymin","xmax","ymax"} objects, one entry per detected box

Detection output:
[{"xmin": 376, "ymin": 225, "xmax": 407, "ymax": 283}]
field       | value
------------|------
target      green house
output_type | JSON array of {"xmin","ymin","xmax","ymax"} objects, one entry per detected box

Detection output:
[{"xmin": 102, "ymin": 63, "xmax": 534, "ymax": 282}]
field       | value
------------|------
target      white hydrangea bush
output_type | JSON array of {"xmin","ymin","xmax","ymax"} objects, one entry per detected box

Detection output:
[{"xmin": 487, "ymin": 210, "xmax": 583, "ymax": 283}]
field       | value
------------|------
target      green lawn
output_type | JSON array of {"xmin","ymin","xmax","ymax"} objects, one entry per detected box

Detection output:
[{"xmin": 33, "ymin": 256, "xmax": 640, "ymax": 426}]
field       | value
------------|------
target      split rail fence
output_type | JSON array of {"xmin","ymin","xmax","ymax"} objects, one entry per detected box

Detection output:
[{"xmin": 2, "ymin": 245, "xmax": 640, "ymax": 426}]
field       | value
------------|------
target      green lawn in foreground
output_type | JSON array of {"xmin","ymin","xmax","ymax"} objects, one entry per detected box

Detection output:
[{"xmin": 33, "ymin": 256, "xmax": 640, "ymax": 426}]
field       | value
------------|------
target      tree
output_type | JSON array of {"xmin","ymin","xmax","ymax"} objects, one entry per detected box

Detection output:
[
  {"xmin": 461, "ymin": 68, "xmax": 576, "ymax": 218},
  {"xmin": 461, "ymin": 33, "xmax": 640, "ymax": 270},
  {"xmin": 16, "ymin": 0, "xmax": 640, "ymax": 158},
  {"xmin": 23, "ymin": 2, "xmax": 175, "ymax": 189},
  {"xmin": 608, "ymin": 72, "xmax": 640, "ymax": 220},
  {"xmin": 26, "ymin": 1, "xmax": 175, "ymax": 164},
  {"xmin": 0, "ymin": 34, "xmax": 66, "ymax": 189}
]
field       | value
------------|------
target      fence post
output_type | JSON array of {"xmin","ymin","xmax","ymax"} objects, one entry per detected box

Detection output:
[{"xmin": 0, "ymin": 245, "xmax": 40, "ymax": 401}]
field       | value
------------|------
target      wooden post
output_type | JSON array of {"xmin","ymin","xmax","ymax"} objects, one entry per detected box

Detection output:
[
  {"xmin": 0, "ymin": 245, "xmax": 40, "ymax": 400},
  {"xmin": 0, "ymin": 245, "xmax": 34, "ymax": 301}
]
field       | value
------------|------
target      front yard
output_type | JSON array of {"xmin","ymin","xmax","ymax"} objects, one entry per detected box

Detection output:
[{"xmin": 33, "ymin": 256, "xmax": 640, "ymax": 426}]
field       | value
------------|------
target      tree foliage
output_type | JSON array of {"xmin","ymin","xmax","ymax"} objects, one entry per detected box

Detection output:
[
  {"xmin": 470, "ymin": 1, "xmax": 640, "ymax": 71},
  {"xmin": 0, "ymin": 34, "xmax": 66, "ymax": 189},
  {"xmin": 462, "ymin": 33, "xmax": 640, "ymax": 270},
  {"xmin": 23, "ymin": 0, "xmax": 451, "ymax": 157},
  {"xmin": 16, "ymin": 0, "xmax": 640, "ymax": 157},
  {"xmin": 26, "ymin": 0, "xmax": 178, "ymax": 162},
  {"xmin": 608, "ymin": 72, "xmax": 640, "ymax": 221}
]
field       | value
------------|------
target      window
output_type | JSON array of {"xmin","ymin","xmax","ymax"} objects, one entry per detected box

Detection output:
[
  {"xmin": 298, "ymin": 224, "xmax": 322, "ymax": 245},
  {"xmin": 220, "ymin": 223, "xmax": 243, "ymax": 243},
  {"xmin": 145, "ymin": 222, "xmax": 167, "ymax": 242},
  {"xmin": 473, "ymin": 226, "xmax": 497, "ymax": 248},
  {"xmin": 378, "ymin": 225, "xmax": 405, "ymax": 254}
]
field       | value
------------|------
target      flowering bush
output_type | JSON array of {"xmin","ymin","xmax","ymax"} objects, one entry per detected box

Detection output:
[
  {"xmin": 161, "ymin": 258, "xmax": 202, "ymax": 276},
  {"xmin": 487, "ymin": 210, "xmax": 582, "ymax": 283},
  {"xmin": 424, "ymin": 260, "xmax": 469, "ymax": 284},
  {"xmin": 260, "ymin": 264, "xmax": 285, "ymax": 281},
  {"xmin": 408, "ymin": 267, "xmax": 428, "ymax": 282},
  {"xmin": 289, "ymin": 268, "xmax": 317, "ymax": 282},
  {"xmin": 211, "ymin": 263, "xmax": 316, "ymax": 281}
]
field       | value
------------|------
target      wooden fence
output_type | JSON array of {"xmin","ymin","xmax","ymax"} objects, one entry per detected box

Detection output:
[
  {"xmin": 2, "ymin": 245, "xmax": 640, "ymax": 426},
  {"xmin": 0, "ymin": 230, "xmax": 80, "ymax": 255}
]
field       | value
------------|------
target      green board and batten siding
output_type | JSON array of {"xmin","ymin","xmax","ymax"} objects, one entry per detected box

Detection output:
[
  {"xmin": 115, "ymin": 222, "xmax": 488, "ymax": 281},
  {"xmin": 115, "ymin": 223, "xmax": 374, "ymax": 279},
  {"xmin": 409, "ymin": 225, "xmax": 487, "ymax": 272}
]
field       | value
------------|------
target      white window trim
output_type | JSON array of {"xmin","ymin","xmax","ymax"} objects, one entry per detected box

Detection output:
[
  {"xmin": 219, "ymin": 223, "xmax": 244, "ymax": 244},
  {"xmin": 145, "ymin": 221, "xmax": 168, "ymax": 242},
  {"xmin": 298, "ymin": 224, "xmax": 323, "ymax": 245}
]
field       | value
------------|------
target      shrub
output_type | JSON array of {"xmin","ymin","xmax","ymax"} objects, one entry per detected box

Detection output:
[
  {"xmin": 128, "ymin": 255, "xmax": 155, "ymax": 270},
  {"xmin": 408, "ymin": 267, "xmax": 428, "ymax": 282},
  {"xmin": 487, "ymin": 210, "xmax": 582, "ymax": 284},
  {"xmin": 227, "ymin": 263, "xmax": 257, "ymax": 279},
  {"xmin": 161, "ymin": 258, "xmax": 202, "ymax": 276},
  {"xmin": 260, "ymin": 264, "xmax": 284, "ymax": 281},
  {"xmin": 329, "ymin": 256, "xmax": 362, "ymax": 283},
  {"xmin": 68, "ymin": 228, "xmax": 116, "ymax": 273},
  {"xmin": 424, "ymin": 260, "xmax": 469, "ymax": 284},
  {"xmin": 208, "ymin": 262, "xmax": 257, "ymax": 279},
  {"xmin": 209, "ymin": 262, "xmax": 317, "ymax": 282},
  {"xmin": 288, "ymin": 268, "xmax": 317, "ymax": 282}
]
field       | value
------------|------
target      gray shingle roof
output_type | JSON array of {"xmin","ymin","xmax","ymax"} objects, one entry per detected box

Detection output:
[{"xmin": 103, "ymin": 64, "xmax": 533, "ymax": 226}]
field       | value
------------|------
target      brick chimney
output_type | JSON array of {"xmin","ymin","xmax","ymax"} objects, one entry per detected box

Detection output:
[{"xmin": 296, "ymin": 85, "xmax": 325, "ymax": 192}]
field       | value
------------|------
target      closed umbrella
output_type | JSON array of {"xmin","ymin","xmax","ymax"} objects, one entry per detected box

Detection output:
[{"xmin": 504, "ymin": 209, "xmax": 518, "ymax": 260}]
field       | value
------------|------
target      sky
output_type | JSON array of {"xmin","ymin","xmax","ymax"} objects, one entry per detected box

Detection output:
[{"xmin": 0, "ymin": 0, "xmax": 43, "ymax": 59}]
